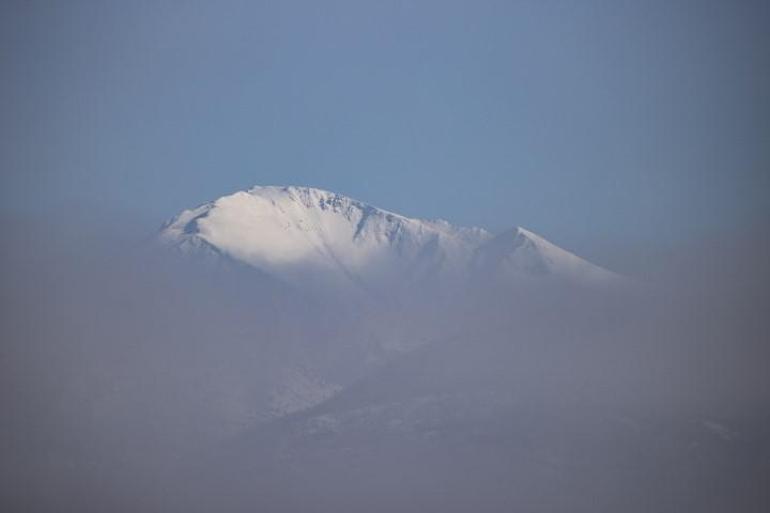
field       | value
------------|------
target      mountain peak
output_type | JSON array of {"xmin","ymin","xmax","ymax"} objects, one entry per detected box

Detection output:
[
  {"xmin": 246, "ymin": 185, "xmax": 355, "ymax": 206},
  {"xmin": 160, "ymin": 186, "xmax": 618, "ymax": 291},
  {"xmin": 241, "ymin": 185, "xmax": 384, "ymax": 212}
]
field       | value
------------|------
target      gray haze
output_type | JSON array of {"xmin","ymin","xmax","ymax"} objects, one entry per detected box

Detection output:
[{"xmin": 1, "ymin": 213, "xmax": 768, "ymax": 512}]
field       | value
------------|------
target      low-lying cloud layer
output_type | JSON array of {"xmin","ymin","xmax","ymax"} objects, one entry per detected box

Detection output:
[{"xmin": 2, "ymin": 213, "xmax": 768, "ymax": 512}]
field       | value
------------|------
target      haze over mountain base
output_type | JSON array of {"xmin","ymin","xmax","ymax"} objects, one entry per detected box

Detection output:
[{"xmin": 2, "ymin": 205, "xmax": 768, "ymax": 513}]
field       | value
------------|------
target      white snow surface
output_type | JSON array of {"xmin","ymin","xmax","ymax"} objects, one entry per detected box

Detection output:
[{"xmin": 160, "ymin": 185, "xmax": 618, "ymax": 290}]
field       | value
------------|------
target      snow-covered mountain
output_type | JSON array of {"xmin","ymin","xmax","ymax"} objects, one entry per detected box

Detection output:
[
  {"xmin": 156, "ymin": 186, "xmax": 623, "ymax": 422},
  {"xmin": 160, "ymin": 186, "xmax": 618, "ymax": 292}
]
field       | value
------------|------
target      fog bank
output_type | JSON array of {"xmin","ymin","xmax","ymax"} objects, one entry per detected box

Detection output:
[{"xmin": 1, "ymin": 214, "xmax": 768, "ymax": 512}]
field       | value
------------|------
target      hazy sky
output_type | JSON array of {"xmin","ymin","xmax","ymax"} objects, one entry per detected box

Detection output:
[{"xmin": 2, "ymin": 0, "xmax": 768, "ymax": 265}]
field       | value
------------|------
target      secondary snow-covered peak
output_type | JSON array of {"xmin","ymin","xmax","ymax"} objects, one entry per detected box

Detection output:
[
  {"xmin": 160, "ymin": 186, "xmax": 618, "ymax": 290},
  {"xmin": 472, "ymin": 226, "xmax": 618, "ymax": 284}
]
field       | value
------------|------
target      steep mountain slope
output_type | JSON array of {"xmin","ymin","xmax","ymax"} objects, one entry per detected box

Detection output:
[{"xmin": 160, "ymin": 186, "xmax": 618, "ymax": 292}]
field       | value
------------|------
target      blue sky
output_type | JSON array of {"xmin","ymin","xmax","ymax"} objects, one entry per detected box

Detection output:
[{"xmin": 2, "ymin": 0, "xmax": 768, "ymax": 268}]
